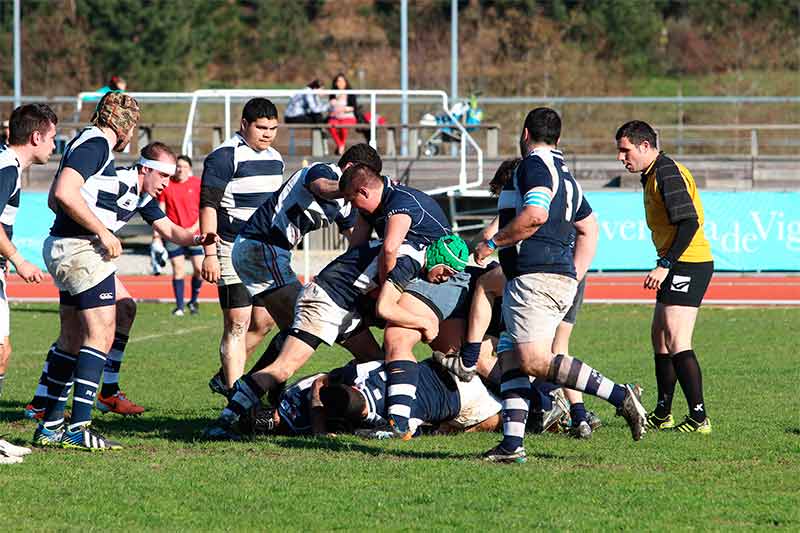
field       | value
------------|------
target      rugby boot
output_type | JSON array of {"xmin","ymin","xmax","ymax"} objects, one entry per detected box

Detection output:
[
  {"xmin": 673, "ymin": 416, "xmax": 712, "ymax": 434},
  {"xmin": 646, "ymin": 412, "xmax": 675, "ymax": 430},
  {"xmin": 616, "ymin": 384, "xmax": 647, "ymax": 441},
  {"xmin": 96, "ymin": 391, "xmax": 145, "ymax": 416},
  {"xmin": 482, "ymin": 443, "xmax": 527, "ymax": 464}
]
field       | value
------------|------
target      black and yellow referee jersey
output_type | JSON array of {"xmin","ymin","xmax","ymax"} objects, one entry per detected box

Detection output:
[{"xmin": 641, "ymin": 152, "xmax": 713, "ymax": 263}]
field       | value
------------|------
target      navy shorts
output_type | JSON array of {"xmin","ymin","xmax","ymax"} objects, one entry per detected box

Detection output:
[
  {"xmin": 165, "ymin": 240, "xmax": 204, "ymax": 259},
  {"xmin": 59, "ymin": 273, "xmax": 116, "ymax": 310},
  {"xmin": 404, "ymin": 270, "xmax": 472, "ymax": 321}
]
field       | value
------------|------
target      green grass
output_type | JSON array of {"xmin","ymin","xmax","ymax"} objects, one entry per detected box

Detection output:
[{"xmin": 1, "ymin": 303, "xmax": 798, "ymax": 531}]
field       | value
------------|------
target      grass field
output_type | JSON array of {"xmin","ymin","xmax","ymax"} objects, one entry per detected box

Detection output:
[{"xmin": 1, "ymin": 302, "xmax": 798, "ymax": 531}]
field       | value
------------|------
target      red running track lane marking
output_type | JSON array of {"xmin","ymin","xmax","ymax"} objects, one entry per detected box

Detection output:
[{"xmin": 4, "ymin": 274, "xmax": 800, "ymax": 305}]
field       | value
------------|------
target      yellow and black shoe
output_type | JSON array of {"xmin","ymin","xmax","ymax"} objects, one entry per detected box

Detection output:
[
  {"xmin": 646, "ymin": 412, "xmax": 675, "ymax": 430},
  {"xmin": 673, "ymin": 416, "xmax": 712, "ymax": 434}
]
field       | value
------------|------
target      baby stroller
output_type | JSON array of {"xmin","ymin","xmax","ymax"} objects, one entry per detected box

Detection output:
[{"xmin": 419, "ymin": 94, "xmax": 483, "ymax": 156}]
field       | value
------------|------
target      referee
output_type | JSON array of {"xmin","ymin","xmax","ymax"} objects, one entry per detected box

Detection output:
[{"xmin": 616, "ymin": 120, "xmax": 713, "ymax": 434}]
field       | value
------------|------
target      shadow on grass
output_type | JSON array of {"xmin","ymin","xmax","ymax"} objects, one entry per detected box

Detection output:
[
  {"xmin": 272, "ymin": 435, "xmax": 566, "ymax": 462},
  {"xmin": 0, "ymin": 399, "xmax": 29, "ymax": 423},
  {"xmin": 89, "ymin": 414, "xmax": 214, "ymax": 444},
  {"xmin": 786, "ymin": 428, "xmax": 800, "ymax": 436},
  {"xmin": 11, "ymin": 307, "xmax": 60, "ymax": 314}
]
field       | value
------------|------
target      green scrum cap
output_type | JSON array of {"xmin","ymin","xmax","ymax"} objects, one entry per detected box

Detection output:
[{"xmin": 426, "ymin": 234, "xmax": 469, "ymax": 272}]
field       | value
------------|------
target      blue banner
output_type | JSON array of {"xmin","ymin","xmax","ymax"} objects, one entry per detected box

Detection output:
[
  {"xmin": 586, "ymin": 191, "xmax": 800, "ymax": 271},
  {"xmin": 8, "ymin": 191, "xmax": 800, "ymax": 272},
  {"xmin": 13, "ymin": 192, "xmax": 53, "ymax": 269}
]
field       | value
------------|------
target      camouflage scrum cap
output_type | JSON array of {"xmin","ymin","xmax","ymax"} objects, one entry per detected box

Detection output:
[
  {"xmin": 91, "ymin": 92, "xmax": 140, "ymax": 150},
  {"xmin": 426, "ymin": 234, "xmax": 469, "ymax": 272}
]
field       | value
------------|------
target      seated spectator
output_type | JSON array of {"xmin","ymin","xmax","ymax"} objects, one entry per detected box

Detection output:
[
  {"xmin": 285, "ymin": 80, "xmax": 330, "ymax": 124},
  {"xmin": 328, "ymin": 73, "xmax": 358, "ymax": 156}
]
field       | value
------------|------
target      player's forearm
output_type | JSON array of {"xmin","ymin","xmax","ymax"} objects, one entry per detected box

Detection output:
[
  {"xmin": 153, "ymin": 219, "xmax": 198, "ymax": 247},
  {"xmin": 0, "ymin": 228, "xmax": 18, "ymax": 262},
  {"xmin": 491, "ymin": 211, "xmax": 542, "ymax": 247},
  {"xmin": 573, "ymin": 215, "xmax": 599, "ymax": 281},
  {"xmin": 375, "ymin": 283, "xmax": 427, "ymax": 330},
  {"xmin": 199, "ymin": 207, "xmax": 218, "ymax": 254},
  {"xmin": 310, "ymin": 179, "xmax": 343, "ymax": 200}
]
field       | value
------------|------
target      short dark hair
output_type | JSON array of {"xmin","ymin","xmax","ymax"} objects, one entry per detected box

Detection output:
[
  {"xmin": 177, "ymin": 154, "xmax": 192, "ymax": 167},
  {"xmin": 338, "ymin": 143, "xmax": 382, "ymax": 173},
  {"xmin": 489, "ymin": 158, "xmax": 520, "ymax": 196},
  {"xmin": 523, "ymin": 107, "xmax": 561, "ymax": 146},
  {"xmin": 242, "ymin": 98, "xmax": 278, "ymax": 123},
  {"xmin": 141, "ymin": 141, "xmax": 176, "ymax": 163},
  {"xmin": 8, "ymin": 104, "xmax": 58, "ymax": 146},
  {"xmin": 615, "ymin": 120, "xmax": 657, "ymax": 148},
  {"xmin": 320, "ymin": 384, "xmax": 366, "ymax": 431},
  {"xmin": 338, "ymin": 162, "xmax": 381, "ymax": 194}
]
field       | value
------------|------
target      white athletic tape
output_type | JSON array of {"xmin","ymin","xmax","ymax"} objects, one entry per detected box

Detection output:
[{"xmin": 138, "ymin": 157, "xmax": 176, "ymax": 175}]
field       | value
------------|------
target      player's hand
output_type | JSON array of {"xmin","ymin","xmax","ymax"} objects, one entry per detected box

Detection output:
[
  {"xmin": 644, "ymin": 266, "xmax": 669, "ymax": 290},
  {"xmin": 202, "ymin": 255, "xmax": 220, "ymax": 283},
  {"xmin": 194, "ymin": 232, "xmax": 218, "ymax": 246},
  {"xmin": 473, "ymin": 240, "xmax": 494, "ymax": 266},
  {"xmin": 15, "ymin": 260, "xmax": 43, "ymax": 284},
  {"xmin": 98, "ymin": 230, "xmax": 122, "ymax": 259},
  {"xmin": 421, "ymin": 321, "xmax": 439, "ymax": 344}
]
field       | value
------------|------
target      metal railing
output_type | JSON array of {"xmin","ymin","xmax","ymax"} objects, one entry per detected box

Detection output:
[{"xmin": 178, "ymin": 89, "xmax": 484, "ymax": 196}]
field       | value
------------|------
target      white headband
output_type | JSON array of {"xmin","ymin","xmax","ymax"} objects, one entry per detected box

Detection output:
[{"xmin": 138, "ymin": 157, "xmax": 176, "ymax": 175}]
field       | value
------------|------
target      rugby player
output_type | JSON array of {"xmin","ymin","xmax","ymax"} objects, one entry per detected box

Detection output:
[
  {"xmin": 0, "ymin": 104, "xmax": 56, "ymax": 399},
  {"xmin": 473, "ymin": 107, "xmax": 645, "ymax": 463},
  {"xmin": 338, "ymin": 163, "xmax": 471, "ymax": 440},
  {"xmin": 205, "ymin": 144, "xmax": 383, "ymax": 396},
  {"xmin": 200, "ymin": 98, "xmax": 283, "ymax": 390},
  {"xmin": 235, "ymin": 357, "xmax": 503, "ymax": 439},
  {"xmin": 616, "ymin": 120, "xmax": 713, "ymax": 434},
  {"xmin": 201, "ymin": 234, "xmax": 469, "ymax": 440},
  {"xmin": 33, "ymin": 92, "xmax": 213, "ymax": 450}
]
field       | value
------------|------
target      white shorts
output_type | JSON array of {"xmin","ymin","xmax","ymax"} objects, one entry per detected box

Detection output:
[
  {"xmin": 42, "ymin": 235, "xmax": 117, "ymax": 296},
  {"xmin": 291, "ymin": 282, "xmax": 362, "ymax": 346},
  {"xmin": 502, "ymin": 273, "xmax": 578, "ymax": 344},
  {"xmin": 231, "ymin": 236, "xmax": 298, "ymax": 297},
  {"xmin": 217, "ymin": 239, "xmax": 244, "ymax": 287},
  {"xmin": 449, "ymin": 376, "xmax": 502, "ymax": 429},
  {"xmin": 0, "ymin": 271, "xmax": 9, "ymax": 341}
]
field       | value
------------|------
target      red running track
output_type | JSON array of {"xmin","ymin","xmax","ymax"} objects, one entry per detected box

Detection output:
[{"xmin": 5, "ymin": 274, "xmax": 800, "ymax": 306}]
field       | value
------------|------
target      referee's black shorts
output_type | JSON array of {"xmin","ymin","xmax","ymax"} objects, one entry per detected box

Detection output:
[{"xmin": 656, "ymin": 261, "xmax": 714, "ymax": 308}]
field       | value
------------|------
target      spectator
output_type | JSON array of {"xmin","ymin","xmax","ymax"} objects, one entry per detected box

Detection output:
[
  {"xmin": 285, "ymin": 80, "xmax": 330, "ymax": 124},
  {"xmin": 327, "ymin": 73, "xmax": 358, "ymax": 156},
  {"xmin": 153, "ymin": 155, "xmax": 204, "ymax": 316},
  {"xmin": 84, "ymin": 75, "xmax": 127, "ymax": 103}
]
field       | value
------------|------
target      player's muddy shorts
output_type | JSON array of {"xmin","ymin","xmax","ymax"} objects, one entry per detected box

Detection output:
[{"xmin": 502, "ymin": 272, "xmax": 577, "ymax": 344}]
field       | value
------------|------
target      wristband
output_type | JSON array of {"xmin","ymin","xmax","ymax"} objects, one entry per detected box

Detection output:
[
  {"xmin": 656, "ymin": 257, "xmax": 672, "ymax": 269},
  {"xmin": 205, "ymin": 254, "xmax": 217, "ymax": 257},
  {"xmin": 485, "ymin": 238, "xmax": 497, "ymax": 251}
]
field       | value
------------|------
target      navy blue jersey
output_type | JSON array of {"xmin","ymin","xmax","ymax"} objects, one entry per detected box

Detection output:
[
  {"xmin": 328, "ymin": 359, "xmax": 460, "ymax": 432},
  {"xmin": 201, "ymin": 133, "xmax": 284, "ymax": 242},
  {"xmin": 314, "ymin": 240, "xmax": 424, "ymax": 311},
  {"xmin": 497, "ymin": 148, "xmax": 592, "ymax": 280},
  {"xmin": 277, "ymin": 373, "xmax": 325, "ymax": 434},
  {"xmin": 0, "ymin": 146, "xmax": 22, "ymax": 268},
  {"xmin": 361, "ymin": 177, "xmax": 452, "ymax": 249},
  {"xmin": 239, "ymin": 162, "xmax": 355, "ymax": 249}
]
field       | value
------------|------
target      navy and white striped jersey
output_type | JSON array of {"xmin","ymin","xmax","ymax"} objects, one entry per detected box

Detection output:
[
  {"xmin": 314, "ymin": 240, "xmax": 424, "ymax": 311},
  {"xmin": 497, "ymin": 148, "xmax": 592, "ymax": 280},
  {"xmin": 361, "ymin": 177, "xmax": 452, "ymax": 249},
  {"xmin": 239, "ymin": 162, "xmax": 355, "ymax": 249},
  {"xmin": 201, "ymin": 133, "xmax": 284, "ymax": 242},
  {"xmin": 277, "ymin": 359, "xmax": 461, "ymax": 435},
  {"xmin": 0, "ymin": 146, "xmax": 22, "ymax": 243},
  {"xmin": 50, "ymin": 127, "xmax": 166, "ymax": 237}
]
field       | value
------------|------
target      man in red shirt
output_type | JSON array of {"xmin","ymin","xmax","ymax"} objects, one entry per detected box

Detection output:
[{"xmin": 153, "ymin": 155, "xmax": 203, "ymax": 315}]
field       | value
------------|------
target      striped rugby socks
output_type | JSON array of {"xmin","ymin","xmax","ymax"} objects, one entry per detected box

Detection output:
[
  {"xmin": 386, "ymin": 360, "xmax": 419, "ymax": 433},
  {"xmin": 500, "ymin": 367, "xmax": 531, "ymax": 451},
  {"xmin": 548, "ymin": 353, "xmax": 626, "ymax": 408},
  {"xmin": 69, "ymin": 346, "xmax": 107, "ymax": 429}
]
